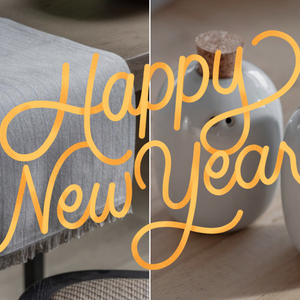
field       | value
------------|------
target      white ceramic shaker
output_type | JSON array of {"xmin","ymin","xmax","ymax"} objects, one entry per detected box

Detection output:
[
  {"xmin": 152, "ymin": 31, "xmax": 283, "ymax": 230},
  {"xmin": 281, "ymin": 108, "xmax": 300, "ymax": 250}
]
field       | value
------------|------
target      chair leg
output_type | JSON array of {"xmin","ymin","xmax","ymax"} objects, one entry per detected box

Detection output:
[{"xmin": 24, "ymin": 253, "xmax": 44, "ymax": 290}]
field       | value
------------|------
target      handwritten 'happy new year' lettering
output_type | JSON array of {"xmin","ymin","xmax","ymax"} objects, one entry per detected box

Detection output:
[{"xmin": 0, "ymin": 30, "xmax": 299, "ymax": 271}]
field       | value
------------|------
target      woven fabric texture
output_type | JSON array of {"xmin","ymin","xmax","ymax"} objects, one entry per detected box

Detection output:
[
  {"xmin": 0, "ymin": 17, "xmax": 135, "ymax": 269},
  {"xmin": 51, "ymin": 278, "xmax": 149, "ymax": 300}
]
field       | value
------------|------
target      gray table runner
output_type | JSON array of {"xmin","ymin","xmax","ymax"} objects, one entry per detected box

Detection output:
[{"xmin": 0, "ymin": 18, "xmax": 135, "ymax": 269}]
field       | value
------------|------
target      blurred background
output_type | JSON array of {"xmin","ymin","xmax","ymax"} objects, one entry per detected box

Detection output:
[{"xmin": 151, "ymin": 0, "xmax": 300, "ymax": 299}]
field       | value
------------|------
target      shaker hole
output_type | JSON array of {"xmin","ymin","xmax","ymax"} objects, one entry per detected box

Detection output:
[{"xmin": 225, "ymin": 117, "xmax": 234, "ymax": 126}]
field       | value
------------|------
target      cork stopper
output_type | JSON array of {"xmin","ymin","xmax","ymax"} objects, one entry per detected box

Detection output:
[{"xmin": 195, "ymin": 31, "xmax": 244, "ymax": 78}]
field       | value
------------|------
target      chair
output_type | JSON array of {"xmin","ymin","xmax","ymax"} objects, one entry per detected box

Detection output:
[{"xmin": 19, "ymin": 269, "xmax": 149, "ymax": 300}]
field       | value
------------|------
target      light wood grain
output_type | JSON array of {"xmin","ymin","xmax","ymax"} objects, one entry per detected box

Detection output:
[
  {"xmin": 127, "ymin": 53, "xmax": 149, "ymax": 91},
  {"xmin": 151, "ymin": 0, "xmax": 300, "ymax": 299}
]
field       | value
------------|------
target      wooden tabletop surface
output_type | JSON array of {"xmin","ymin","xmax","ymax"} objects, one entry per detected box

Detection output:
[
  {"xmin": 0, "ymin": 0, "xmax": 149, "ymax": 90},
  {"xmin": 151, "ymin": 0, "xmax": 300, "ymax": 299}
]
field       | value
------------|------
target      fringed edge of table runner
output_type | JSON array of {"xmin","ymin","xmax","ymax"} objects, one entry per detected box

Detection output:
[{"xmin": 0, "ymin": 204, "xmax": 132, "ymax": 270}]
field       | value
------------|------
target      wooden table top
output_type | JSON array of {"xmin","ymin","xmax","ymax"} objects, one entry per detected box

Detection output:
[
  {"xmin": 151, "ymin": 0, "xmax": 300, "ymax": 299},
  {"xmin": 0, "ymin": 0, "xmax": 149, "ymax": 90},
  {"xmin": 152, "ymin": 186, "xmax": 300, "ymax": 300}
]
